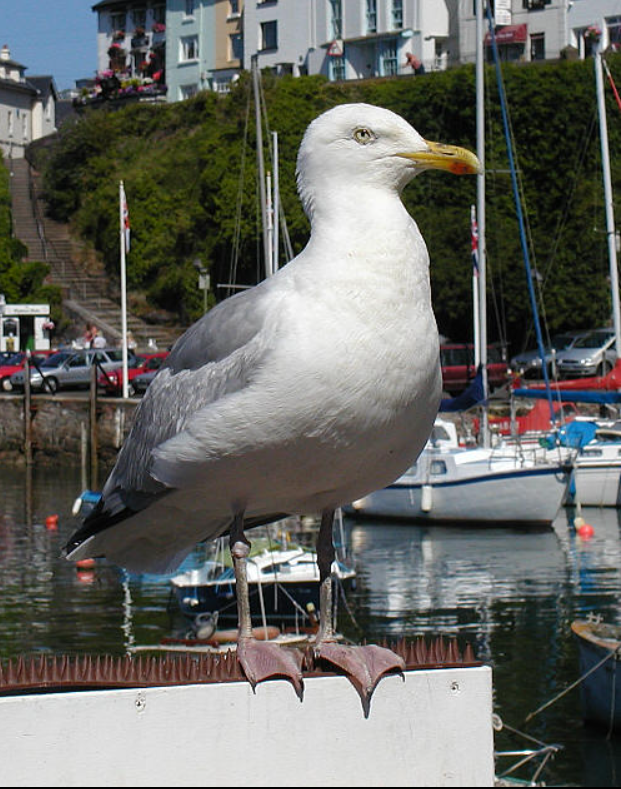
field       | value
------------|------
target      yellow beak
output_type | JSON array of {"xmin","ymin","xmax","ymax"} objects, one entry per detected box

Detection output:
[{"xmin": 398, "ymin": 140, "xmax": 481, "ymax": 176}]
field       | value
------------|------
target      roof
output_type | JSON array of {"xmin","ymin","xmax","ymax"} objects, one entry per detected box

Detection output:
[
  {"xmin": 92, "ymin": 0, "xmax": 132, "ymax": 9},
  {"xmin": 26, "ymin": 75, "xmax": 59, "ymax": 100}
]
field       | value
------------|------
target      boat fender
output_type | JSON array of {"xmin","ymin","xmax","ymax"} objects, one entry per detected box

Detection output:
[
  {"xmin": 575, "ymin": 516, "xmax": 595, "ymax": 540},
  {"xmin": 45, "ymin": 514, "xmax": 59, "ymax": 531},
  {"xmin": 421, "ymin": 484, "xmax": 433, "ymax": 512}
]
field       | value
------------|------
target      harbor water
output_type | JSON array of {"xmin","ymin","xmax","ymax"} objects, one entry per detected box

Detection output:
[{"xmin": 2, "ymin": 462, "xmax": 621, "ymax": 786}]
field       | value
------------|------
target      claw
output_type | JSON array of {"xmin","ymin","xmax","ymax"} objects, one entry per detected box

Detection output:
[
  {"xmin": 237, "ymin": 638, "xmax": 305, "ymax": 701},
  {"xmin": 316, "ymin": 643, "xmax": 405, "ymax": 717}
]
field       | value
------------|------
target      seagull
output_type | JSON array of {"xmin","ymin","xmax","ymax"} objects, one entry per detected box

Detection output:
[{"xmin": 64, "ymin": 103, "xmax": 479, "ymax": 711}]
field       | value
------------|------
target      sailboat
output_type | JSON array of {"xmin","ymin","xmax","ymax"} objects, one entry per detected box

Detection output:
[
  {"xmin": 345, "ymin": 1, "xmax": 571, "ymax": 527},
  {"xmin": 505, "ymin": 33, "xmax": 621, "ymax": 507}
]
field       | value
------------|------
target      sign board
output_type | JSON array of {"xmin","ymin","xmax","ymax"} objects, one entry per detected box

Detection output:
[
  {"xmin": 495, "ymin": 0, "xmax": 512, "ymax": 27},
  {"xmin": 3, "ymin": 303, "xmax": 50, "ymax": 316},
  {"xmin": 328, "ymin": 39, "xmax": 344, "ymax": 57}
]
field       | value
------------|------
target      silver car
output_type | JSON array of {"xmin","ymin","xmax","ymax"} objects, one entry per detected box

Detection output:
[
  {"xmin": 510, "ymin": 330, "xmax": 586, "ymax": 379},
  {"xmin": 10, "ymin": 348, "xmax": 128, "ymax": 393},
  {"xmin": 555, "ymin": 328, "xmax": 617, "ymax": 379}
]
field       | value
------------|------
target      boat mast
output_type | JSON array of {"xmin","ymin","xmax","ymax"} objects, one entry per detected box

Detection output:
[
  {"xmin": 251, "ymin": 54, "xmax": 272, "ymax": 277},
  {"xmin": 475, "ymin": 0, "xmax": 489, "ymax": 446},
  {"xmin": 594, "ymin": 44, "xmax": 621, "ymax": 357}
]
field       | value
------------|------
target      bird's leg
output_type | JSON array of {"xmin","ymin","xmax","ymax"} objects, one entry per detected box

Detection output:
[
  {"xmin": 314, "ymin": 508, "xmax": 405, "ymax": 717},
  {"xmin": 230, "ymin": 513, "xmax": 304, "ymax": 699}
]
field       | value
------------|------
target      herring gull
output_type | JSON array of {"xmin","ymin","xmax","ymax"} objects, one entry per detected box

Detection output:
[{"xmin": 64, "ymin": 103, "xmax": 479, "ymax": 710}]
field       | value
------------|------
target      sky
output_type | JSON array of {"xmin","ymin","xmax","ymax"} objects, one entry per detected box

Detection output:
[{"xmin": 2, "ymin": 1, "xmax": 98, "ymax": 92}]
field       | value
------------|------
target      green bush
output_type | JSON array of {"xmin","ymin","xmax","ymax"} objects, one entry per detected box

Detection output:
[{"xmin": 37, "ymin": 55, "xmax": 621, "ymax": 354}]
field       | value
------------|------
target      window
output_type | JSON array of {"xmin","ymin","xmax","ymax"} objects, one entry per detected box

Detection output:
[
  {"xmin": 153, "ymin": 5, "xmax": 165, "ymax": 24},
  {"xmin": 523, "ymin": 0, "xmax": 551, "ymax": 8},
  {"xmin": 229, "ymin": 0, "xmax": 240, "ymax": 15},
  {"xmin": 132, "ymin": 6, "xmax": 146, "ymax": 26},
  {"xmin": 608, "ymin": 16, "xmax": 621, "ymax": 51},
  {"xmin": 530, "ymin": 32, "xmax": 545, "ymax": 60},
  {"xmin": 430, "ymin": 460, "xmax": 447, "ymax": 476},
  {"xmin": 391, "ymin": 0, "xmax": 403, "ymax": 29},
  {"xmin": 180, "ymin": 35, "xmax": 199, "ymax": 61},
  {"xmin": 366, "ymin": 0, "xmax": 377, "ymax": 34},
  {"xmin": 7, "ymin": 110, "xmax": 13, "ymax": 138},
  {"xmin": 381, "ymin": 41, "xmax": 397, "ymax": 75},
  {"xmin": 261, "ymin": 21, "xmax": 278, "ymax": 50},
  {"xmin": 329, "ymin": 54, "xmax": 346, "ymax": 81},
  {"xmin": 180, "ymin": 83, "xmax": 199, "ymax": 100},
  {"xmin": 22, "ymin": 113, "xmax": 27, "ymax": 140},
  {"xmin": 111, "ymin": 11, "xmax": 126, "ymax": 30},
  {"xmin": 184, "ymin": 0, "xmax": 195, "ymax": 17},
  {"xmin": 329, "ymin": 0, "xmax": 342, "ymax": 40},
  {"xmin": 229, "ymin": 33, "xmax": 243, "ymax": 61}
]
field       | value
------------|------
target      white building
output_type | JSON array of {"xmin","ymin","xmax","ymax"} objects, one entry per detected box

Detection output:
[
  {"xmin": 0, "ymin": 46, "xmax": 57, "ymax": 160},
  {"xmin": 243, "ymin": 1, "xmax": 451, "ymax": 81},
  {"xmin": 457, "ymin": 0, "xmax": 621, "ymax": 66}
]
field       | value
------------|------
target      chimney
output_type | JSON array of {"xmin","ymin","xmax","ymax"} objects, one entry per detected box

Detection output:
[{"xmin": 0, "ymin": 45, "xmax": 10, "ymax": 61}]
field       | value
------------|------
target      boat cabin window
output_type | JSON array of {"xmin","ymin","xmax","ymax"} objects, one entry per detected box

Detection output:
[
  {"xmin": 582, "ymin": 449, "xmax": 603, "ymax": 457},
  {"xmin": 431, "ymin": 425, "xmax": 451, "ymax": 443},
  {"xmin": 430, "ymin": 460, "xmax": 447, "ymax": 475}
]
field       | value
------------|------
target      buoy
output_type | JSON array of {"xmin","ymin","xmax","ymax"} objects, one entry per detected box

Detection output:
[
  {"xmin": 576, "ymin": 520, "xmax": 595, "ymax": 540},
  {"xmin": 76, "ymin": 558, "xmax": 96, "ymax": 569},
  {"xmin": 45, "ymin": 514, "xmax": 59, "ymax": 531}
]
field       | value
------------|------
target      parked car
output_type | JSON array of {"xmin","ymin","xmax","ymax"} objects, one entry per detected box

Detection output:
[
  {"xmin": 510, "ymin": 330, "xmax": 587, "ymax": 380},
  {"xmin": 440, "ymin": 343, "xmax": 508, "ymax": 394},
  {"xmin": 10, "ymin": 348, "xmax": 131, "ymax": 393},
  {"xmin": 98, "ymin": 351, "xmax": 169, "ymax": 396},
  {"xmin": 132, "ymin": 366, "xmax": 162, "ymax": 396},
  {"xmin": 555, "ymin": 327, "xmax": 617, "ymax": 379},
  {"xmin": 0, "ymin": 350, "xmax": 55, "ymax": 392}
]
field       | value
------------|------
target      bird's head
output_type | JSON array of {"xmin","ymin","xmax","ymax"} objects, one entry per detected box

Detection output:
[{"xmin": 296, "ymin": 103, "xmax": 480, "ymax": 219}]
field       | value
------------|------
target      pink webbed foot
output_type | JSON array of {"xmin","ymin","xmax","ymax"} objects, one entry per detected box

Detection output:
[
  {"xmin": 315, "ymin": 642, "xmax": 405, "ymax": 717},
  {"xmin": 237, "ymin": 637, "xmax": 305, "ymax": 700}
]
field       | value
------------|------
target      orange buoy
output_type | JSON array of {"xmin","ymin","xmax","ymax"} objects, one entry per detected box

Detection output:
[
  {"xmin": 576, "ymin": 520, "xmax": 595, "ymax": 540},
  {"xmin": 45, "ymin": 514, "xmax": 59, "ymax": 531},
  {"xmin": 75, "ymin": 558, "xmax": 96, "ymax": 569}
]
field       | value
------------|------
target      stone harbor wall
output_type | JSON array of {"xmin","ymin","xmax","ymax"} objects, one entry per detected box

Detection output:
[{"xmin": 0, "ymin": 395, "xmax": 138, "ymax": 466}]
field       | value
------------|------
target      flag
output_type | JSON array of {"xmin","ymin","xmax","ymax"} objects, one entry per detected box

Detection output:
[
  {"xmin": 470, "ymin": 204, "xmax": 479, "ymax": 276},
  {"xmin": 121, "ymin": 182, "xmax": 130, "ymax": 253}
]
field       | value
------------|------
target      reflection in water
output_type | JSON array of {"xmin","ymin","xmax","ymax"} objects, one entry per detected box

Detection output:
[{"xmin": 2, "ymin": 464, "xmax": 621, "ymax": 785}]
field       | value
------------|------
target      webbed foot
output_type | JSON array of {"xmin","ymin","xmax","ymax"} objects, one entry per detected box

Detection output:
[{"xmin": 315, "ymin": 642, "xmax": 405, "ymax": 717}]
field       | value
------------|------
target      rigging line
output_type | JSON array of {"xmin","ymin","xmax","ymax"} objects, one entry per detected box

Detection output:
[
  {"xmin": 603, "ymin": 56, "xmax": 621, "ymax": 113},
  {"xmin": 523, "ymin": 644, "xmax": 620, "ymax": 724},
  {"xmin": 228, "ymin": 90, "xmax": 251, "ymax": 298},
  {"xmin": 486, "ymin": 3, "xmax": 555, "ymax": 421}
]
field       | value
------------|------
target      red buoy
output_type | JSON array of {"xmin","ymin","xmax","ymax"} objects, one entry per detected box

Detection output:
[
  {"xmin": 576, "ymin": 519, "xmax": 595, "ymax": 540},
  {"xmin": 45, "ymin": 514, "xmax": 59, "ymax": 531},
  {"xmin": 75, "ymin": 558, "xmax": 96, "ymax": 569}
]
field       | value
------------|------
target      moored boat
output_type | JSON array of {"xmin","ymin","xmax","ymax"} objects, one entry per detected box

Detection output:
[
  {"xmin": 571, "ymin": 618, "xmax": 621, "ymax": 731},
  {"xmin": 345, "ymin": 419, "xmax": 570, "ymax": 527}
]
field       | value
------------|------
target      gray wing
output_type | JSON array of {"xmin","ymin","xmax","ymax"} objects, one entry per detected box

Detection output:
[{"xmin": 100, "ymin": 279, "xmax": 286, "ymax": 512}]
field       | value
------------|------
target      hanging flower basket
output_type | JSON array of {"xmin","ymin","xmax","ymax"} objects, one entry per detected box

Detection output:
[
  {"xmin": 134, "ymin": 26, "xmax": 146, "ymax": 37},
  {"xmin": 585, "ymin": 25, "xmax": 602, "ymax": 42},
  {"xmin": 113, "ymin": 30, "xmax": 125, "ymax": 41},
  {"xmin": 152, "ymin": 22, "xmax": 166, "ymax": 33}
]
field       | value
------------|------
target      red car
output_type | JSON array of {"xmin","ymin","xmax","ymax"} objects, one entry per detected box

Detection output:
[
  {"xmin": 98, "ymin": 352, "xmax": 169, "ymax": 396},
  {"xmin": 0, "ymin": 350, "xmax": 55, "ymax": 392},
  {"xmin": 440, "ymin": 343, "xmax": 508, "ymax": 394}
]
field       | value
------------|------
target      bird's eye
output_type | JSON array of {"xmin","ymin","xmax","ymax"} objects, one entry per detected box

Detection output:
[{"xmin": 353, "ymin": 127, "xmax": 375, "ymax": 145}]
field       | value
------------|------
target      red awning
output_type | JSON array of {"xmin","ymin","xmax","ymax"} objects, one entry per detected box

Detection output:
[{"xmin": 484, "ymin": 23, "xmax": 528, "ymax": 46}]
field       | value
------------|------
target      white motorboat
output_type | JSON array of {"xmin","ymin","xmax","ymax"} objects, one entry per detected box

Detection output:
[
  {"xmin": 345, "ymin": 419, "xmax": 570, "ymax": 526},
  {"xmin": 171, "ymin": 539, "xmax": 356, "ymax": 624}
]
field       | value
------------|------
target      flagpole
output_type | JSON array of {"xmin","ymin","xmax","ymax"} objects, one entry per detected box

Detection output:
[{"xmin": 119, "ymin": 181, "xmax": 129, "ymax": 399}]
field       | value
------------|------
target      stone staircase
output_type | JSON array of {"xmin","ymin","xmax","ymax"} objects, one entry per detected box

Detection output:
[{"xmin": 7, "ymin": 158, "xmax": 183, "ymax": 350}]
